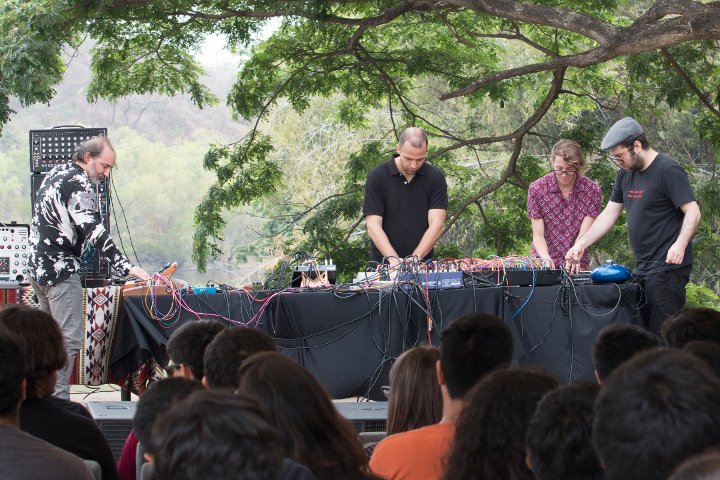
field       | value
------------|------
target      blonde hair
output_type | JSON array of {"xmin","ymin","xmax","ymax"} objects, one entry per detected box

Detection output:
[{"xmin": 550, "ymin": 139, "xmax": 586, "ymax": 172}]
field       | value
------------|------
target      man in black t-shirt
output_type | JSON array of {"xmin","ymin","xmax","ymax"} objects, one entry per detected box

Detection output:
[
  {"xmin": 565, "ymin": 117, "xmax": 701, "ymax": 333},
  {"xmin": 362, "ymin": 127, "xmax": 448, "ymax": 267}
]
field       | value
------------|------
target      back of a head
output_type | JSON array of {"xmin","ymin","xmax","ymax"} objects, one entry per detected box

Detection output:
[
  {"xmin": 203, "ymin": 327, "xmax": 276, "ymax": 389},
  {"xmin": 0, "ymin": 331, "xmax": 26, "ymax": 419},
  {"xmin": 684, "ymin": 341, "xmax": 720, "ymax": 380},
  {"xmin": 593, "ymin": 323, "xmax": 660, "ymax": 381},
  {"xmin": 151, "ymin": 390, "xmax": 283, "ymax": 480},
  {"xmin": 166, "ymin": 319, "xmax": 225, "ymax": 379},
  {"xmin": 387, "ymin": 346, "xmax": 442, "ymax": 436},
  {"xmin": 133, "ymin": 377, "xmax": 204, "ymax": 453},
  {"xmin": 669, "ymin": 450, "xmax": 720, "ymax": 480},
  {"xmin": 440, "ymin": 313, "xmax": 513, "ymax": 399},
  {"xmin": 237, "ymin": 352, "xmax": 369, "ymax": 479},
  {"xmin": 0, "ymin": 305, "xmax": 66, "ymax": 398},
  {"xmin": 442, "ymin": 368, "xmax": 559, "ymax": 480},
  {"xmin": 526, "ymin": 382, "xmax": 602, "ymax": 480},
  {"xmin": 594, "ymin": 348, "xmax": 720, "ymax": 480},
  {"xmin": 663, "ymin": 307, "xmax": 720, "ymax": 348}
]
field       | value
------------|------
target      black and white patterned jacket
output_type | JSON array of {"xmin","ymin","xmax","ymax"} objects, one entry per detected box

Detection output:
[{"xmin": 29, "ymin": 162, "xmax": 133, "ymax": 286}]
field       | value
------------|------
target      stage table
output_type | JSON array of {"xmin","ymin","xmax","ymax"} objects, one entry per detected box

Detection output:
[{"xmin": 112, "ymin": 283, "xmax": 640, "ymax": 399}]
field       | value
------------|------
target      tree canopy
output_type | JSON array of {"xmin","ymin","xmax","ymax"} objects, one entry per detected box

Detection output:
[{"xmin": 1, "ymin": 0, "xmax": 719, "ymax": 296}]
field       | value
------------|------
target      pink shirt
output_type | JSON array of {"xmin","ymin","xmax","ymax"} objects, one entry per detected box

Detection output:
[{"xmin": 528, "ymin": 173, "xmax": 602, "ymax": 269}]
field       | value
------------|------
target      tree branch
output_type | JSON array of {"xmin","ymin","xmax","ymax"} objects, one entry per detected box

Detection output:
[{"xmin": 660, "ymin": 47, "xmax": 720, "ymax": 119}]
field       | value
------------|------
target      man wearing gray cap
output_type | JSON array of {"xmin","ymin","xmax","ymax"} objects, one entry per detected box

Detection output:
[{"xmin": 565, "ymin": 117, "xmax": 701, "ymax": 333}]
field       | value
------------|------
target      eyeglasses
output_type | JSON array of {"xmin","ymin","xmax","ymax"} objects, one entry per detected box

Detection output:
[
  {"xmin": 608, "ymin": 148, "xmax": 631, "ymax": 164},
  {"xmin": 553, "ymin": 169, "xmax": 577, "ymax": 176}
]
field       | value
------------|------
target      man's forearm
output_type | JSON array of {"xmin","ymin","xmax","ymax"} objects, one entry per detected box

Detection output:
[
  {"xmin": 674, "ymin": 203, "xmax": 701, "ymax": 249},
  {"xmin": 367, "ymin": 222, "xmax": 399, "ymax": 260},
  {"xmin": 574, "ymin": 205, "xmax": 621, "ymax": 250}
]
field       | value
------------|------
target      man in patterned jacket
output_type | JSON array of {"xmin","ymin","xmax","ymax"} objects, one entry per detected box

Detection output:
[{"xmin": 28, "ymin": 136, "xmax": 149, "ymax": 399}]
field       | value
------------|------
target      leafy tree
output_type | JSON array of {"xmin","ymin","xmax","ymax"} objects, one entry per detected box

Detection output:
[{"xmin": 1, "ymin": 0, "xmax": 719, "ymax": 287}]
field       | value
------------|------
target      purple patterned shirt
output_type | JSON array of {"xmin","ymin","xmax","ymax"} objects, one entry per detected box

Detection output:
[{"xmin": 527, "ymin": 172, "xmax": 602, "ymax": 269}]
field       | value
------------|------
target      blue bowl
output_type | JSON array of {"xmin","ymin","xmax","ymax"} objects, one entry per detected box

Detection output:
[{"xmin": 590, "ymin": 263, "xmax": 631, "ymax": 284}]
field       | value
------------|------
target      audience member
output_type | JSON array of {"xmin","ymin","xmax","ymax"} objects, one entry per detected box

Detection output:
[
  {"xmin": 594, "ymin": 348, "xmax": 720, "ymax": 480},
  {"xmin": 133, "ymin": 378, "xmax": 204, "ymax": 457},
  {"xmin": 151, "ymin": 390, "xmax": 317, "ymax": 480},
  {"xmin": 442, "ymin": 367, "xmax": 558, "ymax": 480},
  {"xmin": 165, "ymin": 319, "xmax": 225, "ymax": 379},
  {"xmin": 662, "ymin": 307, "xmax": 720, "ymax": 348},
  {"xmin": 0, "ymin": 304, "xmax": 118, "ymax": 480},
  {"xmin": 668, "ymin": 449, "xmax": 720, "ymax": 480},
  {"xmin": 237, "ymin": 352, "xmax": 376, "ymax": 480},
  {"xmin": 370, "ymin": 313, "xmax": 514, "ymax": 480},
  {"xmin": 117, "ymin": 319, "xmax": 224, "ymax": 480},
  {"xmin": 592, "ymin": 323, "xmax": 660, "ymax": 382},
  {"xmin": 386, "ymin": 345, "xmax": 442, "ymax": 436},
  {"xmin": 684, "ymin": 340, "xmax": 720, "ymax": 380},
  {"xmin": 203, "ymin": 326, "xmax": 277, "ymax": 389},
  {"xmin": 365, "ymin": 346, "xmax": 442, "ymax": 457},
  {"xmin": 526, "ymin": 382, "xmax": 603, "ymax": 480},
  {"xmin": 0, "ymin": 330, "xmax": 93, "ymax": 480}
]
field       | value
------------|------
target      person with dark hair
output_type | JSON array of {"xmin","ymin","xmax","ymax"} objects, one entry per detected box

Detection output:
[
  {"xmin": 364, "ymin": 346, "xmax": 442, "ymax": 457},
  {"xmin": 441, "ymin": 368, "xmax": 559, "ymax": 480},
  {"xmin": 370, "ymin": 313, "xmax": 514, "ymax": 480},
  {"xmin": 668, "ymin": 449, "xmax": 720, "ymax": 480},
  {"xmin": 594, "ymin": 348, "xmax": 720, "ymax": 480},
  {"xmin": 117, "ymin": 320, "xmax": 225, "ymax": 480},
  {"xmin": 566, "ymin": 117, "xmax": 701, "ymax": 334},
  {"xmin": 203, "ymin": 326, "xmax": 277, "ymax": 389},
  {"xmin": 528, "ymin": 139, "xmax": 601, "ymax": 270},
  {"xmin": 592, "ymin": 323, "xmax": 660, "ymax": 382},
  {"xmin": 363, "ymin": 126, "xmax": 448, "ymax": 267},
  {"xmin": 526, "ymin": 382, "xmax": 603, "ymax": 480},
  {"xmin": 386, "ymin": 346, "xmax": 442, "ymax": 436},
  {"xmin": 662, "ymin": 307, "xmax": 720, "ymax": 348},
  {"xmin": 0, "ymin": 330, "xmax": 93, "ymax": 480},
  {"xmin": 133, "ymin": 377, "xmax": 204, "ymax": 456},
  {"xmin": 151, "ymin": 390, "xmax": 317, "ymax": 480},
  {"xmin": 0, "ymin": 304, "xmax": 118, "ymax": 480},
  {"xmin": 237, "ymin": 352, "xmax": 377, "ymax": 480},
  {"xmin": 166, "ymin": 319, "xmax": 225, "ymax": 379},
  {"xmin": 29, "ymin": 135, "xmax": 149, "ymax": 398},
  {"xmin": 683, "ymin": 340, "xmax": 720, "ymax": 380}
]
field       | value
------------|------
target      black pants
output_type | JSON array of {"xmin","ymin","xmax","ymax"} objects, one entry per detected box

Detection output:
[{"xmin": 636, "ymin": 264, "xmax": 692, "ymax": 335}]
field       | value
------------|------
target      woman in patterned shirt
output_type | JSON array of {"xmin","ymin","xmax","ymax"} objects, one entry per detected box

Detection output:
[{"xmin": 527, "ymin": 139, "xmax": 602, "ymax": 270}]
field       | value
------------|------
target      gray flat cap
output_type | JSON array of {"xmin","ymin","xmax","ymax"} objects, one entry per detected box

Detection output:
[{"xmin": 600, "ymin": 117, "xmax": 644, "ymax": 149}]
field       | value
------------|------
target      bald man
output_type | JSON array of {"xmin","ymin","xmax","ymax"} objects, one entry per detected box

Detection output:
[{"xmin": 363, "ymin": 128, "xmax": 448, "ymax": 268}]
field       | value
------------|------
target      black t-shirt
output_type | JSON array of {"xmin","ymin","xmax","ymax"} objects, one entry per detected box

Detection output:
[
  {"xmin": 610, "ymin": 153, "xmax": 695, "ymax": 274},
  {"xmin": 363, "ymin": 156, "xmax": 448, "ymax": 264}
]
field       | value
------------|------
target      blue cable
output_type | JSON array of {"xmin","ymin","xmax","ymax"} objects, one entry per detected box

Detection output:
[{"xmin": 512, "ymin": 269, "xmax": 536, "ymax": 319}]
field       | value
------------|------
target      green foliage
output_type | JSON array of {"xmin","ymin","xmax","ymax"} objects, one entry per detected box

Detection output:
[
  {"xmin": 2, "ymin": 0, "xmax": 720, "ymax": 296},
  {"xmin": 685, "ymin": 282, "xmax": 720, "ymax": 309},
  {"xmin": 193, "ymin": 133, "xmax": 281, "ymax": 270}
]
